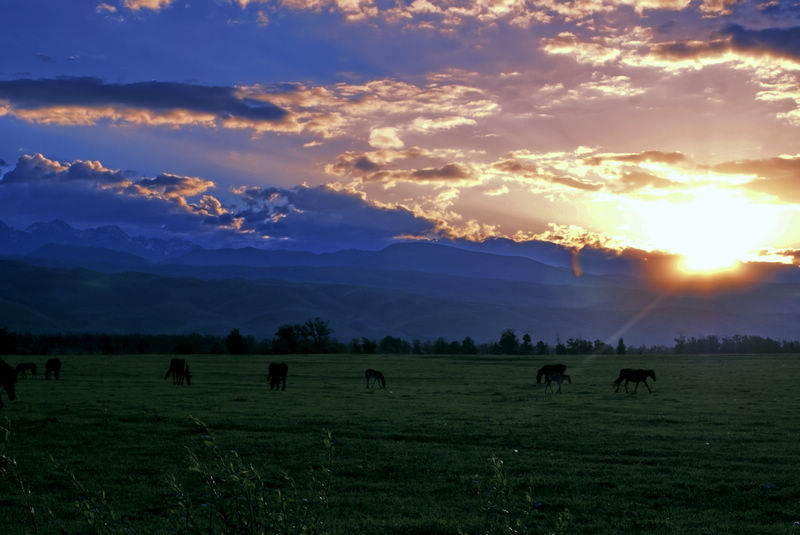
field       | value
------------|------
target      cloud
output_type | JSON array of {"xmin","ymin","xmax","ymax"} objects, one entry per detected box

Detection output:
[
  {"xmin": 0, "ymin": 77, "xmax": 287, "ymax": 129},
  {"xmin": 711, "ymin": 156, "xmax": 800, "ymax": 203},
  {"xmin": 0, "ymin": 154, "xmax": 222, "ymax": 235},
  {"xmin": 369, "ymin": 127, "xmax": 404, "ymax": 148},
  {"xmin": 0, "ymin": 153, "xmax": 438, "ymax": 251},
  {"xmin": 223, "ymin": 184, "xmax": 438, "ymax": 248},
  {"xmin": 123, "ymin": 0, "xmax": 174, "ymax": 11}
]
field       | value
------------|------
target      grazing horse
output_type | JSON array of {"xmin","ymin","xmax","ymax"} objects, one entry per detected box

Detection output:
[
  {"xmin": 0, "ymin": 358, "xmax": 17, "ymax": 409},
  {"xmin": 15, "ymin": 362, "xmax": 37, "ymax": 378},
  {"xmin": 613, "ymin": 368, "xmax": 656, "ymax": 393},
  {"xmin": 164, "ymin": 358, "xmax": 191, "ymax": 385},
  {"xmin": 544, "ymin": 373, "xmax": 571, "ymax": 394},
  {"xmin": 364, "ymin": 369, "xmax": 386, "ymax": 389},
  {"xmin": 267, "ymin": 363, "xmax": 288, "ymax": 391},
  {"xmin": 45, "ymin": 358, "xmax": 61, "ymax": 380},
  {"xmin": 537, "ymin": 364, "xmax": 566, "ymax": 384}
]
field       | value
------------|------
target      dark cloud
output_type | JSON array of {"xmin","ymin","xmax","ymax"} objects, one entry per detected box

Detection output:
[
  {"xmin": 0, "ymin": 153, "xmax": 437, "ymax": 251},
  {"xmin": 613, "ymin": 171, "xmax": 676, "ymax": 193},
  {"xmin": 712, "ymin": 156, "xmax": 800, "ymax": 202},
  {"xmin": 654, "ymin": 24, "xmax": 800, "ymax": 61},
  {"xmin": 585, "ymin": 151, "xmax": 689, "ymax": 166},
  {"xmin": 411, "ymin": 163, "xmax": 470, "ymax": 180},
  {"xmin": 35, "ymin": 53, "xmax": 55, "ymax": 63},
  {"xmin": 0, "ymin": 77, "xmax": 287, "ymax": 122},
  {"xmin": 354, "ymin": 156, "xmax": 380, "ymax": 172},
  {"xmin": 552, "ymin": 175, "xmax": 602, "ymax": 191},
  {"xmin": 719, "ymin": 23, "xmax": 800, "ymax": 59},
  {"xmin": 214, "ymin": 185, "xmax": 439, "ymax": 250}
]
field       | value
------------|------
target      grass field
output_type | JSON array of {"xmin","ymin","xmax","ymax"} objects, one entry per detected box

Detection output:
[{"xmin": 2, "ymin": 352, "xmax": 800, "ymax": 534}]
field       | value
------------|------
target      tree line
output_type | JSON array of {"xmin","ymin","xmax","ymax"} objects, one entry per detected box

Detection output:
[{"xmin": 0, "ymin": 322, "xmax": 798, "ymax": 356}]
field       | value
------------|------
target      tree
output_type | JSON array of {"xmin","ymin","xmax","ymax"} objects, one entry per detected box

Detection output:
[
  {"xmin": 226, "ymin": 328, "xmax": 248, "ymax": 355},
  {"xmin": 521, "ymin": 333, "xmax": 533, "ymax": 354},
  {"xmin": 535, "ymin": 340, "xmax": 549, "ymax": 355},
  {"xmin": 498, "ymin": 329, "xmax": 519, "ymax": 355},
  {"xmin": 433, "ymin": 337, "xmax": 449, "ymax": 354},
  {"xmin": 616, "ymin": 337, "xmax": 626, "ymax": 355},
  {"xmin": 461, "ymin": 336, "xmax": 477, "ymax": 355},
  {"xmin": 304, "ymin": 317, "xmax": 332, "ymax": 352},
  {"xmin": 361, "ymin": 337, "xmax": 377, "ymax": 354},
  {"xmin": 273, "ymin": 324, "xmax": 299, "ymax": 354}
]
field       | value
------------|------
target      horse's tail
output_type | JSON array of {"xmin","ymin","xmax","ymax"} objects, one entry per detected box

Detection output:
[{"xmin": 536, "ymin": 371, "xmax": 543, "ymax": 384}]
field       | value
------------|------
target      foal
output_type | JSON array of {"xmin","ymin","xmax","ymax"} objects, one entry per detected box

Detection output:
[{"xmin": 544, "ymin": 373, "xmax": 571, "ymax": 394}]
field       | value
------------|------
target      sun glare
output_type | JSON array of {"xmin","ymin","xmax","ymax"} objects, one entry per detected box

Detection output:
[{"xmin": 636, "ymin": 188, "xmax": 778, "ymax": 276}]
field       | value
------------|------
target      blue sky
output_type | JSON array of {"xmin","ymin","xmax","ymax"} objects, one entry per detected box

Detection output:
[{"xmin": 2, "ymin": 0, "xmax": 800, "ymax": 271}]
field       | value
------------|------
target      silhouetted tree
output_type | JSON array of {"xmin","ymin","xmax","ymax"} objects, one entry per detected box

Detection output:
[
  {"xmin": 520, "ymin": 333, "xmax": 533, "ymax": 354},
  {"xmin": 273, "ymin": 324, "xmax": 300, "ymax": 354},
  {"xmin": 412, "ymin": 339, "xmax": 422, "ymax": 354},
  {"xmin": 617, "ymin": 337, "xmax": 626, "ymax": 355},
  {"xmin": 304, "ymin": 317, "xmax": 332, "ymax": 352},
  {"xmin": 379, "ymin": 335, "xmax": 411, "ymax": 354},
  {"xmin": 433, "ymin": 337, "xmax": 449, "ymax": 354},
  {"xmin": 361, "ymin": 337, "xmax": 377, "ymax": 354},
  {"xmin": 535, "ymin": 340, "xmax": 549, "ymax": 355},
  {"xmin": 498, "ymin": 329, "xmax": 519, "ymax": 355},
  {"xmin": 226, "ymin": 328, "xmax": 248, "ymax": 355},
  {"xmin": 461, "ymin": 336, "xmax": 477, "ymax": 355},
  {"xmin": 593, "ymin": 339, "xmax": 614, "ymax": 355}
]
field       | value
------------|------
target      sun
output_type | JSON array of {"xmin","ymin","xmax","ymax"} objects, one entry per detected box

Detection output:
[{"xmin": 636, "ymin": 187, "xmax": 778, "ymax": 276}]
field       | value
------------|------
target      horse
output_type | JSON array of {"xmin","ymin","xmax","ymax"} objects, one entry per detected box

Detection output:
[
  {"xmin": 537, "ymin": 364, "xmax": 566, "ymax": 384},
  {"xmin": 0, "ymin": 358, "xmax": 17, "ymax": 410},
  {"xmin": 544, "ymin": 373, "xmax": 571, "ymax": 394},
  {"xmin": 267, "ymin": 362, "xmax": 288, "ymax": 391},
  {"xmin": 365, "ymin": 369, "xmax": 386, "ymax": 389},
  {"xmin": 45, "ymin": 358, "xmax": 61, "ymax": 380},
  {"xmin": 15, "ymin": 362, "xmax": 37, "ymax": 378},
  {"xmin": 164, "ymin": 358, "xmax": 191, "ymax": 385},
  {"xmin": 613, "ymin": 368, "xmax": 656, "ymax": 393}
]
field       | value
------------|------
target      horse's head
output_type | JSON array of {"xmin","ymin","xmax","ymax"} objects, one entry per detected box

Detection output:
[{"xmin": 648, "ymin": 369, "xmax": 656, "ymax": 381}]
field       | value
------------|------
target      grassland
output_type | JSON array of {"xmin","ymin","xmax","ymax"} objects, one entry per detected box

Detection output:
[{"xmin": 2, "ymin": 352, "xmax": 800, "ymax": 534}]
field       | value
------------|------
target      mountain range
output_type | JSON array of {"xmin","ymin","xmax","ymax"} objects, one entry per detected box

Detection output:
[{"xmin": 1, "ymin": 220, "xmax": 800, "ymax": 346}]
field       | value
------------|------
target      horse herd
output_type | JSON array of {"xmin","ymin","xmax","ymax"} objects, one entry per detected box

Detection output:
[
  {"xmin": 0, "ymin": 356, "xmax": 656, "ymax": 410},
  {"xmin": 537, "ymin": 364, "xmax": 656, "ymax": 394}
]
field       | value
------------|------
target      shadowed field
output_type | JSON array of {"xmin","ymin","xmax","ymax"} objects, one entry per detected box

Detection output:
[{"xmin": 2, "ymin": 353, "xmax": 800, "ymax": 533}]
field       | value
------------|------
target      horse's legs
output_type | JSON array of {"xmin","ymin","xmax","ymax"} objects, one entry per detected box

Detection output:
[
  {"xmin": 643, "ymin": 379, "xmax": 652, "ymax": 393},
  {"xmin": 633, "ymin": 381, "xmax": 640, "ymax": 393}
]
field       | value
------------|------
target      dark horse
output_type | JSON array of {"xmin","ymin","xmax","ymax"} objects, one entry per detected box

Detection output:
[
  {"xmin": 537, "ymin": 364, "xmax": 566, "ymax": 384},
  {"xmin": 45, "ymin": 358, "xmax": 61, "ymax": 380},
  {"xmin": 0, "ymin": 358, "xmax": 17, "ymax": 409},
  {"xmin": 267, "ymin": 363, "xmax": 288, "ymax": 391},
  {"xmin": 613, "ymin": 368, "xmax": 656, "ymax": 393},
  {"xmin": 164, "ymin": 358, "xmax": 191, "ymax": 385},
  {"xmin": 15, "ymin": 362, "xmax": 37, "ymax": 378},
  {"xmin": 364, "ymin": 369, "xmax": 386, "ymax": 388}
]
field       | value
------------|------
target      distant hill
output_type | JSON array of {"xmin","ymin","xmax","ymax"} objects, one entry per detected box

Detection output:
[
  {"xmin": 3, "ymin": 220, "xmax": 800, "ymax": 345},
  {"xmin": 2, "ymin": 257, "xmax": 800, "ymax": 345}
]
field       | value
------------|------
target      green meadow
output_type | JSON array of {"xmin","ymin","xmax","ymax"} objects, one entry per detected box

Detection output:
[{"xmin": 2, "ymin": 353, "xmax": 800, "ymax": 534}]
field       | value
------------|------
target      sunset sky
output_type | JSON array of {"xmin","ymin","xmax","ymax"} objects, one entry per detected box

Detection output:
[{"xmin": 2, "ymin": 0, "xmax": 800, "ymax": 273}]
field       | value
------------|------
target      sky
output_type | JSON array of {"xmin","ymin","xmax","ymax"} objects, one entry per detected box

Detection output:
[{"xmin": 2, "ymin": 0, "xmax": 800, "ymax": 274}]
